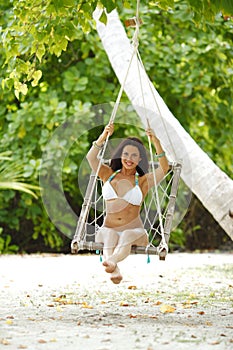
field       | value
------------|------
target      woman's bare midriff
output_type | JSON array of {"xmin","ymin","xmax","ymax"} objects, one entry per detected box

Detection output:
[{"xmin": 103, "ymin": 199, "xmax": 144, "ymax": 231}]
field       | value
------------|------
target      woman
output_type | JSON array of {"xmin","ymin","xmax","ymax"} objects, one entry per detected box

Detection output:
[{"xmin": 86, "ymin": 123, "xmax": 169, "ymax": 284}]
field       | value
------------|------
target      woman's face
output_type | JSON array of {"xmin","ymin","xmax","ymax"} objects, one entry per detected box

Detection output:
[{"xmin": 121, "ymin": 145, "xmax": 141, "ymax": 170}]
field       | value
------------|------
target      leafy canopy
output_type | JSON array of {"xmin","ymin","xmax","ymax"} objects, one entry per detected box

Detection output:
[{"xmin": 1, "ymin": 0, "xmax": 233, "ymax": 97}]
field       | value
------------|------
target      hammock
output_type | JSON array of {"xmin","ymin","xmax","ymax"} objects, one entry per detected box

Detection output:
[
  {"xmin": 71, "ymin": 160, "xmax": 181, "ymax": 260},
  {"xmin": 71, "ymin": 1, "xmax": 182, "ymax": 260}
]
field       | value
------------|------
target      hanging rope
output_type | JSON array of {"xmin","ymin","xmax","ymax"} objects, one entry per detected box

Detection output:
[
  {"xmin": 73, "ymin": 0, "xmax": 174, "ymax": 256},
  {"xmin": 132, "ymin": 0, "xmax": 168, "ymax": 253},
  {"xmin": 72, "ymin": 8, "xmax": 140, "ymax": 243},
  {"xmin": 136, "ymin": 52, "xmax": 178, "ymax": 162}
]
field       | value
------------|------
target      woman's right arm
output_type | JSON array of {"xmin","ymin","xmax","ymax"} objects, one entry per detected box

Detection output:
[{"xmin": 86, "ymin": 123, "xmax": 114, "ymax": 178}]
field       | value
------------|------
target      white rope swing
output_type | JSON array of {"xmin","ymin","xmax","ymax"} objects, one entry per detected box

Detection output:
[
  {"xmin": 123, "ymin": 0, "xmax": 180, "ymax": 255},
  {"xmin": 71, "ymin": 0, "xmax": 182, "ymax": 258}
]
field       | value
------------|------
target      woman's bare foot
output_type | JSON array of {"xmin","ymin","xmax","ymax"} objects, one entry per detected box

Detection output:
[
  {"xmin": 102, "ymin": 260, "xmax": 116, "ymax": 273},
  {"xmin": 110, "ymin": 266, "xmax": 123, "ymax": 284}
]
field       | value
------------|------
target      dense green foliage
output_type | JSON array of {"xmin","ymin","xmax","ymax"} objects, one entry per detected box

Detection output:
[{"xmin": 0, "ymin": 0, "xmax": 232, "ymax": 253}]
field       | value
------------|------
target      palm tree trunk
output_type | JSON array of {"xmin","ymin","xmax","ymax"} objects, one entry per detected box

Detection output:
[{"xmin": 93, "ymin": 9, "xmax": 233, "ymax": 239}]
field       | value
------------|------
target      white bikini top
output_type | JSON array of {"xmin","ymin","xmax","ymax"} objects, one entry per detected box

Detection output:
[{"xmin": 102, "ymin": 169, "xmax": 143, "ymax": 206}]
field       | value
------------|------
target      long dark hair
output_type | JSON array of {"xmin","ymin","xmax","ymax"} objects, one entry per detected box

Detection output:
[{"xmin": 110, "ymin": 137, "xmax": 149, "ymax": 176}]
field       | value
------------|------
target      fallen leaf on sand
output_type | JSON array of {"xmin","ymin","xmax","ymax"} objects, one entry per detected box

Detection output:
[
  {"xmin": 28, "ymin": 317, "xmax": 36, "ymax": 321},
  {"xmin": 120, "ymin": 302, "xmax": 129, "ymax": 306},
  {"xmin": 49, "ymin": 338, "xmax": 57, "ymax": 342},
  {"xmin": 128, "ymin": 285, "xmax": 137, "ymax": 290},
  {"xmin": 189, "ymin": 293, "xmax": 196, "ymax": 298},
  {"xmin": 53, "ymin": 295, "xmax": 71, "ymax": 305},
  {"xmin": 129, "ymin": 313, "xmax": 158, "ymax": 319},
  {"xmin": 197, "ymin": 311, "xmax": 205, "ymax": 315},
  {"xmin": 6, "ymin": 319, "xmax": 13, "ymax": 325},
  {"xmin": 183, "ymin": 300, "xmax": 198, "ymax": 306},
  {"xmin": 160, "ymin": 304, "xmax": 176, "ymax": 314},
  {"xmin": 182, "ymin": 300, "xmax": 199, "ymax": 309},
  {"xmin": 82, "ymin": 301, "xmax": 93, "ymax": 309}
]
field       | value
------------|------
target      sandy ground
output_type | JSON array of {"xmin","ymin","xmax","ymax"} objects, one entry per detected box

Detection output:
[{"xmin": 0, "ymin": 252, "xmax": 233, "ymax": 350}]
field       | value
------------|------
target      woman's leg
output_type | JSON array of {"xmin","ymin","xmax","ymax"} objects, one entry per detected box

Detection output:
[
  {"xmin": 96, "ymin": 227, "xmax": 119, "ymax": 260},
  {"xmin": 97, "ymin": 227, "xmax": 147, "ymax": 284},
  {"xmin": 96, "ymin": 227, "xmax": 123, "ymax": 283},
  {"xmin": 104, "ymin": 229, "xmax": 148, "ymax": 267}
]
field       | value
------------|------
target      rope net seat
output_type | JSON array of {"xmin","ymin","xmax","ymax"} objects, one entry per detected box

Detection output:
[{"xmin": 71, "ymin": 160, "xmax": 181, "ymax": 260}]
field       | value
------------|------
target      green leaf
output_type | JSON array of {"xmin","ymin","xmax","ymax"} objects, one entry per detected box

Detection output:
[
  {"xmin": 100, "ymin": 0, "xmax": 116, "ymax": 13},
  {"xmin": 36, "ymin": 44, "xmax": 46, "ymax": 62},
  {"xmin": 99, "ymin": 10, "xmax": 108, "ymax": 25},
  {"xmin": 13, "ymin": 81, "xmax": 28, "ymax": 99},
  {"xmin": 31, "ymin": 70, "xmax": 42, "ymax": 87},
  {"xmin": 123, "ymin": 1, "xmax": 131, "ymax": 9},
  {"xmin": 0, "ymin": 182, "xmax": 39, "ymax": 198}
]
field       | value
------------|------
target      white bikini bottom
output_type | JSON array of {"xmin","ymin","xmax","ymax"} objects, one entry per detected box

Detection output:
[
  {"xmin": 115, "ymin": 227, "xmax": 147, "ymax": 236},
  {"xmin": 96, "ymin": 226, "xmax": 148, "ymax": 246},
  {"xmin": 99, "ymin": 226, "xmax": 147, "ymax": 237}
]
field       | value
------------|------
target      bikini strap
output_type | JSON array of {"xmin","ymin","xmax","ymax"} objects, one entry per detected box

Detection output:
[
  {"xmin": 135, "ymin": 172, "xmax": 139, "ymax": 185},
  {"xmin": 108, "ymin": 170, "xmax": 139, "ymax": 184},
  {"xmin": 108, "ymin": 169, "xmax": 121, "ymax": 182}
]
